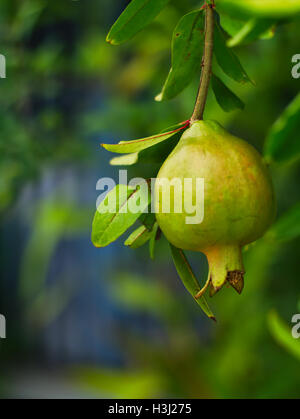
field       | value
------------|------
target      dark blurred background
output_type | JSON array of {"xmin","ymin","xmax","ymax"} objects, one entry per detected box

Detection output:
[{"xmin": 0, "ymin": 0, "xmax": 299, "ymax": 398}]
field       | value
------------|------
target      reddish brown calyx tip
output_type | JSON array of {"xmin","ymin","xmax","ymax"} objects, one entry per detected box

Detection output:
[
  {"xmin": 208, "ymin": 270, "xmax": 245, "ymax": 297},
  {"xmin": 227, "ymin": 270, "xmax": 245, "ymax": 295},
  {"xmin": 209, "ymin": 282, "xmax": 221, "ymax": 297}
]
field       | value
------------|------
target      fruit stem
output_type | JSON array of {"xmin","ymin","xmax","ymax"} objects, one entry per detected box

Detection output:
[{"xmin": 190, "ymin": 2, "xmax": 214, "ymax": 123}]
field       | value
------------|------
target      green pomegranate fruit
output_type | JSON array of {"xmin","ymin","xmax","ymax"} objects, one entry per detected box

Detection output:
[{"xmin": 155, "ymin": 120, "xmax": 276, "ymax": 296}]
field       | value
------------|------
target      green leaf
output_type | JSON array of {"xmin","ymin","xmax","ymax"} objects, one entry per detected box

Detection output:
[
  {"xmin": 106, "ymin": 0, "xmax": 169, "ymax": 45},
  {"xmin": 266, "ymin": 202, "xmax": 300, "ymax": 243},
  {"xmin": 227, "ymin": 18, "xmax": 275, "ymax": 47},
  {"xmin": 92, "ymin": 184, "xmax": 150, "ymax": 247},
  {"xmin": 218, "ymin": 0, "xmax": 300, "ymax": 18},
  {"xmin": 214, "ymin": 12, "xmax": 252, "ymax": 84},
  {"xmin": 268, "ymin": 310, "xmax": 300, "ymax": 361},
  {"xmin": 110, "ymin": 153, "xmax": 138, "ymax": 166},
  {"xmin": 170, "ymin": 244, "xmax": 216, "ymax": 320},
  {"xmin": 156, "ymin": 9, "xmax": 205, "ymax": 101},
  {"xmin": 211, "ymin": 74, "xmax": 245, "ymax": 112},
  {"xmin": 149, "ymin": 222, "xmax": 159, "ymax": 260},
  {"xmin": 102, "ymin": 128, "xmax": 181, "ymax": 154},
  {"xmin": 125, "ymin": 225, "xmax": 154, "ymax": 249},
  {"xmin": 264, "ymin": 93, "xmax": 300, "ymax": 164}
]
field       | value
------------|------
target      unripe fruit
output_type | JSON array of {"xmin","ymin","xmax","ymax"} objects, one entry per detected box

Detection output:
[{"xmin": 155, "ymin": 120, "xmax": 276, "ymax": 296}]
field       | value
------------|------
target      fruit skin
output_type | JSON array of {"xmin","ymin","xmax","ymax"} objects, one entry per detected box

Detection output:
[{"xmin": 155, "ymin": 120, "xmax": 276, "ymax": 295}]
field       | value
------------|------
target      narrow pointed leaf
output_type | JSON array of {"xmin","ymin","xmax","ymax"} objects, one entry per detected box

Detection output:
[
  {"xmin": 264, "ymin": 93, "xmax": 300, "ymax": 164},
  {"xmin": 265, "ymin": 202, "xmax": 300, "ymax": 243},
  {"xmin": 106, "ymin": 0, "xmax": 169, "ymax": 45},
  {"xmin": 227, "ymin": 18, "xmax": 275, "ymax": 47},
  {"xmin": 102, "ymin": 129, "xmax": 182, "ymax": 154},
  {"xmin": 125, "ymin": 225, "xmax": 153, "ymax": 249},
  {"xmin": 92, "ymin": 184, "xmax": 150, "ymax": 247},
  {"xmin": 214, "ymin": 12, "xmax": 252, "ymax": 84},
  {"xmin": 212, "ymin": 74, "xmax": 245, "ymax": 112},
  {"xmin": 156, "ymin": 10, "xmax": 205, "ymax": 101},
  {"xmin": 170, "ymin": 244, "xmax": 216, "ymax": 320}
]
